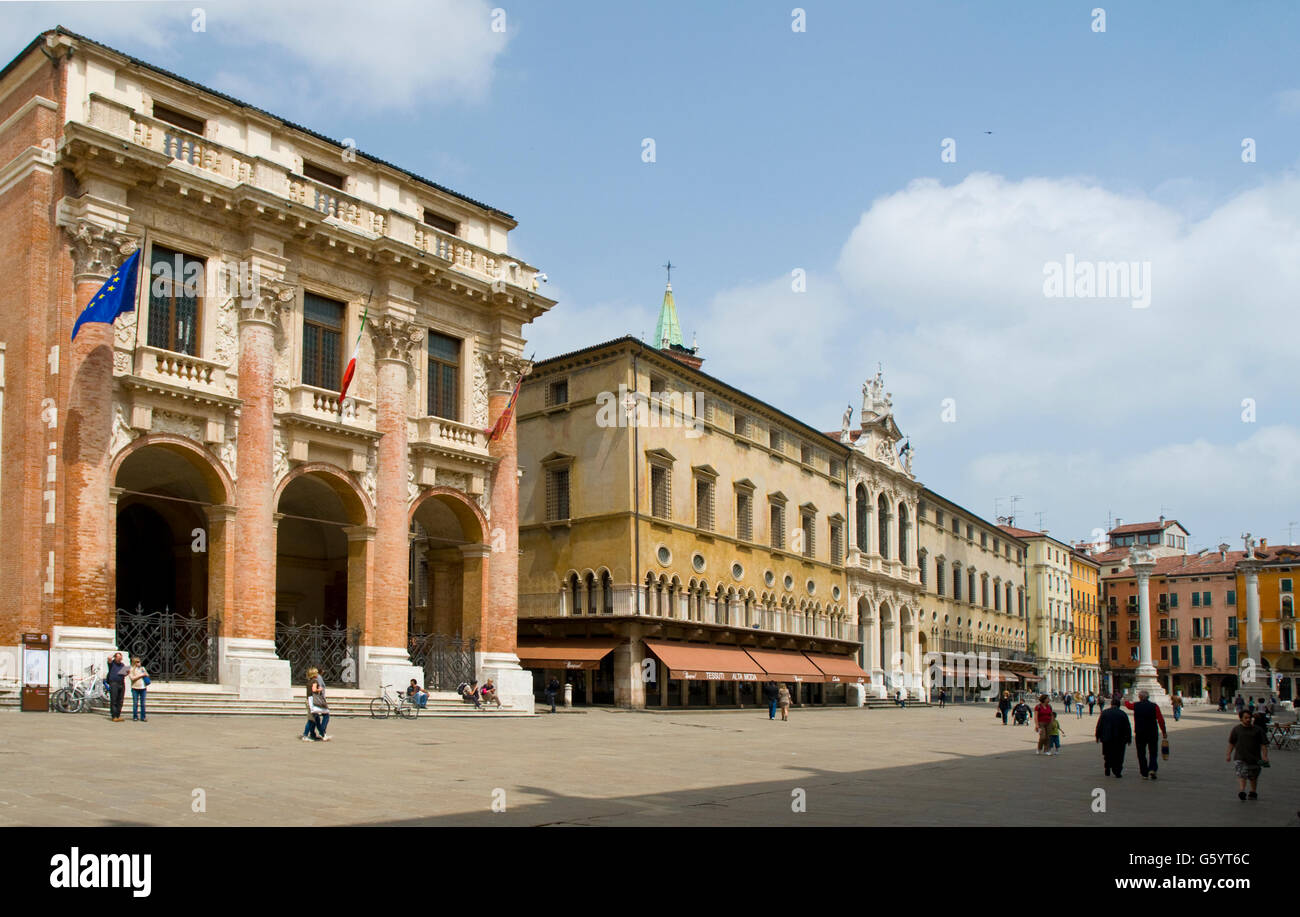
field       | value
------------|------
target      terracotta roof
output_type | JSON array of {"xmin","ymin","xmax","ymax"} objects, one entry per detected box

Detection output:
[
  {"xmin": 997, "ymin": 524, "xmax": 1042, "ymax": 539},
  {"xmin": 1102, "ymin": 550, "xmax": 1254, "ymax": 579},
  {"xmin": 1089, "ymin": 548, "xmax": 1130, "ymax": 564},
  {"xmin": 1108, "ymin": 519, "xmax": 1186, "ymax": 535}
]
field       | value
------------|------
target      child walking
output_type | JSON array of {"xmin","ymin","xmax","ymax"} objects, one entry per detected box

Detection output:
[{"xmin": 1047, "ymin": 713, "xmax": 1065, "ymax": 755}]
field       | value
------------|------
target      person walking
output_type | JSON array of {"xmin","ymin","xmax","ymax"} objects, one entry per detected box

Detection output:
[
  {"xmin": 1233, "ymin": 694, "xmax": 1245, "ymax": 716},
  {"xmin": 938, "ymin": 687, "xmax": 947, "ymax": 709},
  {"xmin": 1034, "ymin": 694, "xmax": 1054, "ymax": 755},
  {"xmin": 1218, "ymin": 693, "xmax": 1228, "ymax": 712},
  {"xmin": 127, "ymin": 656, "xmax": 150, "ymax": 722},
  {"xmin": 763, "ymin": 681, "xmax": 779, "ymax": 720},
  {"xmin": 1171, "ymin": 692, "xmax": 1183, "ymax": 722},
  {"xmin": 309, "ymin": 680, "xmax": 331, "ymax": 740},
  {"xmin": 1095, "ymin": 696, "xmax": 1132, "ymax": 777},
  {"xmin": 1047, "ymin": 713, "xmax": 1065, "ymax": 755},
  {"xmin": 106, "ymin": 652, "xmax": 128, "ymax": 722},
  {"xmin": 997, "ymin": 691, "xmax": 1011, "ymax": 725},
  {"xmin": 1227, "ymin": 709, "xmax": 1269, "ymax": 800},
  {"xmin": 777, "ymin": 683, "xmax": 792, "ymax": 721},
  {"xmin": 545, "ymin": 676, "xmax": 561, "ymax": 713},
  {"xmin": 1073, "ymin": 691, "xmax": 1084, "ymax": 718},
  {"xmin": 1127, "ymin": 690, "xmax": 1167, "ymax": 779}
]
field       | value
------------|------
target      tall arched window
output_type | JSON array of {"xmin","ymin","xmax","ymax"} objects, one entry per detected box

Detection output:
[
  {"xmin": 877, "ymin": 493, "xmax": 890, "ymax": 558},
  {"xmin": 585, "ymin": 573, "xmax": 596, "ymax": 616},
  {"xmin": 855, "ymin": 484, "xmax": 869, "ymax": 552},
  {"xmin": 570, "ymin": 573, "xmax": 582, "ymax": 615},
  {"xmin": 601, "ymin": 570, "xmax": 614, "ymax": 614},
  {"xmin": 897, "ymin": 502, "xmax": 909, "ymax": 564}
]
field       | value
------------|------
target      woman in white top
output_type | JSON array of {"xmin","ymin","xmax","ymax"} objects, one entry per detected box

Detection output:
[{"xmin": 127, "ymin": 656, "xmax": 149, "ymax": 722}]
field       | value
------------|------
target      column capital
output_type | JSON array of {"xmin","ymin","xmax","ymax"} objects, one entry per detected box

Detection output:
[
  {"xmin": 479, "ymin": 349, "xmax": 532, "ymax": 393},
  {"xmin": 65, "ymin": 221, "xmax": 139, "ymax": 283},
  {"xmin": 369, "ymin": 312, "xmax": 424, "ymax": 365},
  {"xmin": 238, "ymin": 279, "xmax": 294, "ymax": 327},
  {"xmin": 205, "ymin": 503, "xmax": 238, "ymax": 524},
  {"xmin": 343, "ymin": 524, "xmax": 378, "ymax": 543},
  {"xmin": 460, "ymin": 543, "xmax": 492, "ymax": 560}
]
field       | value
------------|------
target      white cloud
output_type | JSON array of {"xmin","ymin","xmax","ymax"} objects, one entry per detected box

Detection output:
[
  {"xmin": 1277, "ymin": 88, "xmax": 1300, "ymax": 116},
  {"xmin": 682, "ymin": 171, "xmax": 1300, "ymax": 543},
  {"xmin": 3, "ymin": 0, "xmax": 509, "ymax": 111}
]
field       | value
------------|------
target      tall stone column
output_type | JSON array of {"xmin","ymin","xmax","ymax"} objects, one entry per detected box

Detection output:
[
  {"xmin": 357, "ymin": 313, "xmax": 424, "ymax": 693},
  {"xmin": 220, "ymin": 282, "xmax": 293, "ymax": 699},
  {"xmin": 1129, "ymin": 548, "xmax": 1169, "ymax": 706},
  {"xmin": 1240, "ymin": 560, "xmax": 1267, "ymax": 695},
  {"xmin": 56, "ymin": 224, "xmax": 136, "ymax": 675},
  {"xmin": 479, "ymin": 349, "xmax": 534, "ymax": 711}
]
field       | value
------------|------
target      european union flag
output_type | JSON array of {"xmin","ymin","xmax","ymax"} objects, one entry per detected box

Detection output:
[{"xmin": 71, "ymin": 248, "xmax": 141, "ymax": 342}]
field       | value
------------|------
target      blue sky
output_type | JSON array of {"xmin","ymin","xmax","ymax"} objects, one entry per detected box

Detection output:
[{"xmin": 5, "ymin": 0, "xmax": 1298, "ymax": 547}]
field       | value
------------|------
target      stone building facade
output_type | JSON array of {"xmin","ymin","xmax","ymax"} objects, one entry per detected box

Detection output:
[{"xmin": 0, "ymin": 29, "xmax": 553, "ymax": 708}]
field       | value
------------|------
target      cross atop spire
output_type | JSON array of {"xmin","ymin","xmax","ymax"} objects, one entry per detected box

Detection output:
[{"xmin": 663, "ymin": 260, "xmax": 674, "ymax": 286}]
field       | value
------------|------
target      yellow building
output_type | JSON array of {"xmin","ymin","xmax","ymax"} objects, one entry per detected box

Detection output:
[
  {"xmin": 1070, "ymin": 549, "xmax": 1101, "ymax": 694},
  {"xmin": 1235, "ymin": 542, "xmax": 1299, "ymax": 701},
  {"xmin": 515, "ymin": 289, "xmax": 864, "ymax": 708}
]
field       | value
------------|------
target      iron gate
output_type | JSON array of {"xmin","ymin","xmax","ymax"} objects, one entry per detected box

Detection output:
[
  {"xmin": 275, "ymin": 621, "xmax": 360, "ymax": 687},
  {"xmin": 408, "ymin": 633, "xmax": 476, "ymax": 690},
  {"xmin": 115, "ymin": 606, "xmax": 220, "ymax": 683}
]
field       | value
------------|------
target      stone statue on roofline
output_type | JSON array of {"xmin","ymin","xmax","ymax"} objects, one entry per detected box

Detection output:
[
  {"xmin": 840, "ymin": 404, "xmax": 853, "ymax": 442},
  {"xmin": 1242, "ymin": 533, "xmax": 1256, "ymax": 559}
]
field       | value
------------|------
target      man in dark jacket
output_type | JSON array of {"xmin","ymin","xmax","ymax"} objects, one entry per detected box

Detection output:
[
  {"xmin": 1095, "ymin": 696, "xmax": 1132, "ymax": 777},
  {"xmin": 106, "ymin": 652, "xmax": 128, "ymax": 722},
  {"xmin": 763, "ymin": 681, "xmax": 779, "ymax": 720},
  {"xmin": 1128, "ymin": 690, "xmax": 1168, "ymax": 779}
]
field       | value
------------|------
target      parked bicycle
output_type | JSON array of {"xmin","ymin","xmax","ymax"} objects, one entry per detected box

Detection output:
[
  {"xmin": 51, "ymin": 665, "xmax": 110, "ymax": 714},
  {"xmin": 369, "ymin": 683, "xmax": 418, "ymax": 719}
]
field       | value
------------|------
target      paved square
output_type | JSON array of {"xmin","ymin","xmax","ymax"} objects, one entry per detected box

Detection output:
[{"xmin": 0, "ymin": 706, "xmax": 1293, "ymax": 826}]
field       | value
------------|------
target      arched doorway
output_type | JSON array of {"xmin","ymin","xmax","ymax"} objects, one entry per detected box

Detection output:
[
  {"xmin": 113, "ymin": 439, "xmax": 229, "ymax": 682},
  {"xmin": 274, "ymin": 467, "xmax": 369, "ymax": 686},
  {"xmin": 407, "ymin": 489, "xmax": 486, "ymax": 689}
]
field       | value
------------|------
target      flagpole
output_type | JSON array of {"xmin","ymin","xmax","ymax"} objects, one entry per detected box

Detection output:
[{"xmin": 131, "ymin": 230, "xmax": 147, "ymax": 370}]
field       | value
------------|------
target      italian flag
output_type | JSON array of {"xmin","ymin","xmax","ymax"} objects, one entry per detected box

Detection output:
[{"xmin": 338, "ymin": 305, "xmax": 368, "ymax": 408}]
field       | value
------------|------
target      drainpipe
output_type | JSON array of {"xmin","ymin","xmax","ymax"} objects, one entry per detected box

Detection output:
[{"xmin": 631, "ymin": 349, "xmax": 641, "ymax": 615}]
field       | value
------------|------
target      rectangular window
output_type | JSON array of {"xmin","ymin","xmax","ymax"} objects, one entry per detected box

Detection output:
[
  {"xmin": 770, "ymin": 504, "xmax": 785, "ymax": 550},
  {"xmin": 423, "ymin": 209, "xmax": 458, "ymax": 234},
  {"xmin": 1283, "ymin": 578, "xmax": 1294, "ymax": 593},
  {"xmin": 953, "ymin": 568, "xmax": 962, "ymax": 601},
  {"xmin": 1160, "ymin": 646, "xmax": 1167, "ymax": 660},
  {"xmin": 935, "ymin": 509, "xmax": 944, "ymax": 526},
  {"xmin": 302, "ymin": 292, "xmax": 344, "ymax": 390},
  {"xmin": 736, "ymin": 492, "xmax": 753, "ymax": 542},
  {"xmin": 1202, "ymin": 616, "xmax": 1212, "ymax": 637},
  {"xmin": 545, "ymin": 379, "xmax": 569, "ymax": 407},
  {"xmin": 1110, "ymin": 646, "xmax": 1118, "ymax": 661},
  {"xmin": 980, "ymin": 532, "xmax": 988, "ymax": 549},
  {"xmin": 545, "ymin": 467, "xmax": 570, "ymax": 521},
  {"xmin": 769, "ymin": 429, "xmax": 783, "ymax": 452},
  {"xmin": 695, "ymin": 479, "xmax": 715, "ymax": 532},
  {"xmin": 426, "ymin": 331, "xmax": 461, "ymax": 420},
  {"xmin": 148, "ymin": 245, "xmax": 203, "ymax": 357},
  {"xmin": 302, "ymin": 161, "xmax": 345, "ymax": 189},
  {"xmin": 1191, "ymin": 592, "xmax": 1201, "ymax": 607},
  {"xmin": 830, "ymin": 521, "xmax": 844, "ymax": 565},
  {"xmin": 1193, "ymin": 645, "xmax": 1203, "ymax": 666},
  {"xmin": 650, "ymin": 465, "xmax": 671, "ymax": 519},
  {"xmin": 952, "ymin": 517, "xmax": 960, "ymax": 534},
  {"xmin": 153, "ymin": 103, "xmax": 206, "ymax": 135},
  {"xmin": 830, "ymin": 460, "xmax": 844, "ymax": 480},
  {"xmin": 801, "ymin": 514, "xmax": 815, "ymax": 558},
  {"xmin": 1171, "ymin": 645, "xmax": 1179, "ymax": 667},
  {"xmin": 800, "ymin": 443, "xmax": 813, "ymax": 465},
  {"xmin": 1204, "ymin": 646, "xmax": 1214, "ymax": 667},
  {"xmin": 936, "ymin": 561, "xmax": 946, "ymax": 597},
  {"xmin": 735, "ymin": 413, "xmax": 749, "ymax": 438},
  {"xmin": 1226, "ymin": 590, "xmax": 1236, "ymax": 605},
  {"xmin": 1169, "ymin": 592, "xmax": 1179, "ymax": 608},
  {"xmin": 1228, "ymin": 645, "xmax": 1238, "ymax": 666},
  {"xmin": 1227, "ymin": 617, "xmax": 1238, "ymax": 638},
  {"xmin": 1192, "ymin": 618, "xmax": 1202, "ymax": 638}
]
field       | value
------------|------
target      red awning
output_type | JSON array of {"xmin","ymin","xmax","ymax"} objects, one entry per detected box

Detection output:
[
  {"xmin": 804, "ymin": 652, "xmax": 871, "ymax": 684},
  {"xmin": 643, "ymin": 640, "xmax": 766, "ymax": 682},
  {"xmin": 517, "ymin": 638, "xmax": 621, "ymax": 670},
  {"xmin": 744, "ymin": 648, "xmax": 826, "ymax": 683}
]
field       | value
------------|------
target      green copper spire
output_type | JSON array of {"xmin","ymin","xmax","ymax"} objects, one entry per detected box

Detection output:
[{"xmin": 654, "ymin": 281, "xmax": 683, "ymax": 350}]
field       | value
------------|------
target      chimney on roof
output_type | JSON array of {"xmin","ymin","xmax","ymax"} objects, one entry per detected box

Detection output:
[
  {"xmin": 1218, "ymin": 543, "xmax": 1229, "ymax": 561},
  {"xmin": 1114, "ymin": 518, "xmax": 1122, "ymax": 528},
  {"xmin": 1260, "ymin": 538, "xmax": 1268, "ymax": 550},
  {"xmin": 1159, "ymin": 515, "xmax": 1165, "ymax": 525}
]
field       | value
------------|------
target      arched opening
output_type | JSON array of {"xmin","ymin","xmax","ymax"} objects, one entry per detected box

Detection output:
[
  {"xmin": 600, "ymin": 570, "xmax": 614, "ymax": 614},
  {"xmin": 113, "ymin": 440, "xmax": 228, "ymax": 682},
  {"xmin": 855, "ymin": 483, "xmax": 869, "ymax": 552},
  {"xmin": 897, "ymin": 502, "xmax": 909, "ymax": 564},
  {"xmin": 877, "ymin": 493, "xmax": 890, "ymax": 558}
]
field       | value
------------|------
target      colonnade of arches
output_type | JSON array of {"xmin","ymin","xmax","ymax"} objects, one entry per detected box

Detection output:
[{"xmin": 110, "ymin": 436, "xmax": 486, "ymax": 673}]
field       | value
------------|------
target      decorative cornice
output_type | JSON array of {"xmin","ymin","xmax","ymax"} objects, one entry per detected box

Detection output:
[
  {"xmin": 369, "ymin": 312, "xmax": 425, "ymax": 364},
  {"xmin": 479, "ymin": 349, "xmax": 532, "ymax": 393},
  {"xmin": 238, "ymin": 280, "xmax": 294, "ymax": 327},
  {"xmin": 66, "ymin": 221, "xmax": 138, "ymax": 282}
]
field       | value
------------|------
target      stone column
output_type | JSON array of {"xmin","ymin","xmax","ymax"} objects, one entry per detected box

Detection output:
[
  {"xmin": 357, "ymin": 313, "xmax": 424, "ymax": 693},
  {"xmin": 613, "ymin": 623, "xmax": 646, "ymax": 708},
  {"xmin": 204, "ymin": 504, "xmax": 237, "ymax": 638},
  {"xmin": 1129, "ymin": 548, "xmax": 1169, "ymax": 707},
  {"xmin": 55, "ymin": 224, "xmax": 137, "ymax": 676},
  {"xmin": 477, "ymin": 349, "xmax": 534, "ymax": 712},
  {"xmin": 221, "ymin": 281, "xmax": 293, "ymax": 699},
  {"xmin": 1240, "ymin": 560, "xmax": 1267, "ymax": 694}
]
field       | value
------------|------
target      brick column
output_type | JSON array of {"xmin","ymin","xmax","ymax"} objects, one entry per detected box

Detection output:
[
  {"xmin": 219, "ymin": 282, "xmax": 293, "ymax": 699},
  {"xmin": 478, "ymin": 350, "xmax": 533, "ymax": 711},
  {"xmin": 55, "ymin": 224, "xmax": 136, "ymax": 674},
  {"xmin": 357, "ymin": 313, "xmax": 424, "ymax": 693}
]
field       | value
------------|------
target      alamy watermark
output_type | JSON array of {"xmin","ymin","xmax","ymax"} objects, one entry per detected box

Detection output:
[
  {"xmin": 1043, "ymin": 254, "xmax": 1150, "ymax": 309},
  {"xmin": 595, "ymin": 384, "xmax": 705, "ymax": 438}
]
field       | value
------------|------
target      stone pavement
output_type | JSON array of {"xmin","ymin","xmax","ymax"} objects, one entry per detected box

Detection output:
[{"xmin": 0, "ymin": 705, "xmax": 1293, "ymax": 826}]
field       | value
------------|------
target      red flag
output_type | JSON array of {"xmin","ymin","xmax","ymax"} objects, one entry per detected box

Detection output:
[
  {"xmin": 338, "ymin": 304, "xmax": 368, "ymax": 407},
  {"xmin": 484, "ymin": 372, "xmax": 523, "ymax": 443}
]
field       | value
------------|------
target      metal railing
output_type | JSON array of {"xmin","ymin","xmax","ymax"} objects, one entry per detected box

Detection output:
[{"xmin": 115, "ymin": 606, "xmax": 220, "ymax": 683}]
